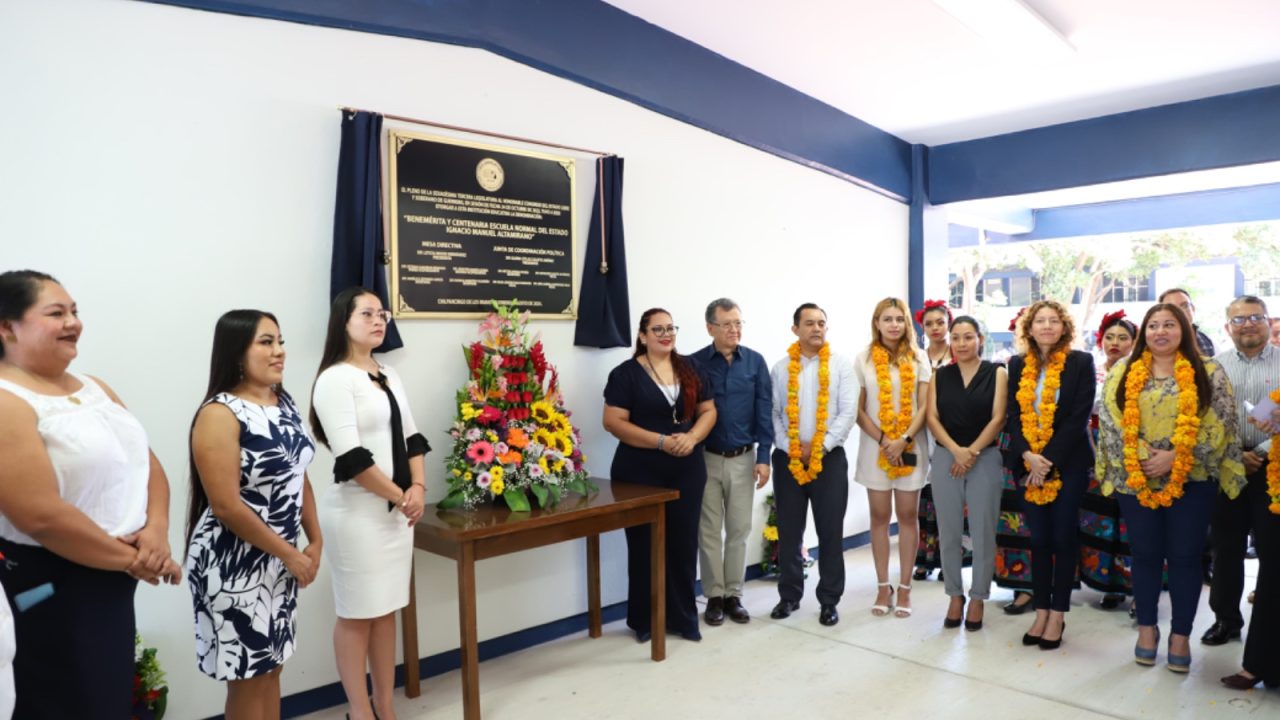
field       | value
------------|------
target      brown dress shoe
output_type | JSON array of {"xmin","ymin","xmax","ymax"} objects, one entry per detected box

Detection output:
[
  {"xmin": 704, "ymin": 596, "xmax": 725, "ymax": 626},
  {"xmin": 724, "ymin": 596, "xmax": 750, "ymax": 624}
]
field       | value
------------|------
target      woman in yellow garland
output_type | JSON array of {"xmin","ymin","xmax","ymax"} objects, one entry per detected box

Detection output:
[
  {"xmin": 1096, "ymin": 303, "xmax": 1244, "ymax": 673},
  {"xmin": 855, "ymin": 298, "xmax": 931, "ymax": 618},
  {"xmin": 1003, "ymin": 300, "xmax": 1095, "ymax": 650}
]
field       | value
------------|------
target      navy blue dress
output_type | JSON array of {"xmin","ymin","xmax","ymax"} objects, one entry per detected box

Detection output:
[
  {"xmin": 185, "ymin": 391, "xmax": 315, "ymax": 680},
  {"xmin": 605, "ymin": 358, "xmax": 710, "ymax": 636}
]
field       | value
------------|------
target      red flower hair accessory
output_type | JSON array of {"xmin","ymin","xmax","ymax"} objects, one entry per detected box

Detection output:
[
  {"xmin": 1095, "ymin": 309, "xmax": 1129, "ymax": 344},
  {"xmin": 1008, "ymin": 306, "xmax": 1028, "ymax": 332},
  {"xmin": 914, "ymin": 299, "xmax": 952, "ymax": 325}
]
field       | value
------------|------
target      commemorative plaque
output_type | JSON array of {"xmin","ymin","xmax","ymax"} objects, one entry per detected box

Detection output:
[{"xmin": 388, "ymin": 130, "xmax": 577, "ymax": 318}]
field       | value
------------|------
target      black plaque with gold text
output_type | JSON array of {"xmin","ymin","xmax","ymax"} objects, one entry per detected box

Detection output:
[{"xmin": 388, "ymin": 130, "xmax": 577, "ymax": 319}]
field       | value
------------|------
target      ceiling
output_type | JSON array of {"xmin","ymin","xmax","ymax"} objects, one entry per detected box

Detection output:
[{"xmin": 603, "ymin": 0, "xmax": 1280, "ymax": 147}]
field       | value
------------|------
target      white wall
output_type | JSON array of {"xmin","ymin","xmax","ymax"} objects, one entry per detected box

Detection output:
[{"xmin": 0, "ymin": 1, "xmax": 909, "ymax": 716}]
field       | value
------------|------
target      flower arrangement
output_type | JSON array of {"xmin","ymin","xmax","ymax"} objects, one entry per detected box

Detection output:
[
  {"xmin": 1123, "ymin": 351, "xmax": 1200, "ymax": 508},
  {"xmin": 872, "ymin": 344, "xmax": 915, "ymax": 479},
  {"xmin": 1018, "ymin": 349, "xmax": 1066, "ymax": 504},
  {"xmin": 441, "ymin": 303, "xmax": 594, "ymax": 511},
  {"xmin": 760, "ymin": 493, "xmax": 780, "ymax": 576},
  {"xmin": 785, "ymin": 342, "xmax": 830, "ymax": 484},
  {"xmin": 132, "ymin": 634, "xmax": 167, "ymax": 720}
]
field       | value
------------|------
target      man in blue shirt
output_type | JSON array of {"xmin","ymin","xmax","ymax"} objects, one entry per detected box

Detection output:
[{"xmin": 693, "ymin": 298, "xmax": 773, "ymax": 625}]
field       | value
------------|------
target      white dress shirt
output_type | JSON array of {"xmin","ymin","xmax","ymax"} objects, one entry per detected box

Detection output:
[{"xmin": 770, "ymin": 348, "xmax": 859, "ymax": 453}]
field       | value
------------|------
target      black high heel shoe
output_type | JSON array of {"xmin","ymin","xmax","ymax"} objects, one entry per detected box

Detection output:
[
  {"xmin": 944, "ymin": 597, "xmax": 965, "ymax": 629},
  {"xmin": 1039, "ymin": 621, "xmax": 1066, "ymax": 651}
]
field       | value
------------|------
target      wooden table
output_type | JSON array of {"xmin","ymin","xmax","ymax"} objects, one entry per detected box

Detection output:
[{"xmin": 400, "ymin": 480, "xmax": 678, "ymax": 719}]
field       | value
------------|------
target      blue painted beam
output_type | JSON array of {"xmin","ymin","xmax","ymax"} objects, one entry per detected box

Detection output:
[
  {"xmin": 144, "ymin": 0, "xmax": 913, "ymax": 200},
  {"xmin": 929, "ymin": 85, "xmax": 1280, "ymax": 204},
  {"xmin": 1010, "ymin": 181, "xmax": 1280, "ymax": 241}
]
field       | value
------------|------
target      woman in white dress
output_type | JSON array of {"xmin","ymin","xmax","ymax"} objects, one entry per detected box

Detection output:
[
  {"xmin": 0, "ymin": 270, "xmax": 181, "ymax": 719},
  {"xmin": 854, "ymin": 297, "xmax": 931, "ymax": 618},
  {"xmin": 311, "ymin": 287, "xmax": 429, "ymax": 720}
]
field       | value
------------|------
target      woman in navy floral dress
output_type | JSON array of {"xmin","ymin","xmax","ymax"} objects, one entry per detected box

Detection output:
[{"xmin": 185, "ymin": 310, "xmax": 322, "ymax": 716}]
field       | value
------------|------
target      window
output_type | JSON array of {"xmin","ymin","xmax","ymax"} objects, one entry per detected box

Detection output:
[
  {"xmin": 1101, "ymin": 275, "xmax": 1151, "ymax": 303},
  {"xmin": 1246, "ymin": 277, "xmax": 1280, "ymax": 296},
  {"xmin": 1008, "ymin": 276, "xmax": 1033, "ymax": 306},
  {"xmin": 948, "ymin": 275, "xmax": 964, "ymax": 308},
  {"xmin": 983, "ymin": 277, "xmax": 1007, "ymax": 306}
]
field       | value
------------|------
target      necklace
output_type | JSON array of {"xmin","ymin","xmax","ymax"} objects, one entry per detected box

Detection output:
[
  {"xmin": 642, "ymin": 354, "xmax": 681, "ymax": 423},
  {"xmin": 928, "ymin": 345, "xmax": 950, "ymax": 368}
]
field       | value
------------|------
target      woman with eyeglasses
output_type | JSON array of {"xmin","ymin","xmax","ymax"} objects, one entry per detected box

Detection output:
[
  {"xmin": 603, "ymin": 308, "xmax": 716, "ymax": 642},
  {"xmin": 311, "ymin": 287, "xmax": 430, "ymax": 720}
]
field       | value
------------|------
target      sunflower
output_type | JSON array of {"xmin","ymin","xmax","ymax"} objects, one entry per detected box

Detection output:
[
  {"xmin": 530, "ymin": 401, "xmax": 555, "ymax": 424},
  {"xmin": 533, "ymin": 427, "xmax": 556, "ymax": 449}
]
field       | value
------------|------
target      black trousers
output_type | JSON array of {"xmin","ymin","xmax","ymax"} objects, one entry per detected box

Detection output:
[
  {"xmin": 623, "ymin": 466, "xmax": 706, "ymax": 635},
  {"xmin": 773, "ymin": 447, "xmax": 849, "ymax": 607},
  {"xmin": 1243, "ymin": 466, "xmax": 1278, "ymax": 684},
  {"xmin": 1208, "ymin": 467, "xmax": 1259, "ymax": 628},
  {"xmin": 1022, "ymin": 466, "xmax": 1088, "ymax": 612},
  {"xmin": 0, "ymin": 539, "xmax": 137, "ymax": 720}
]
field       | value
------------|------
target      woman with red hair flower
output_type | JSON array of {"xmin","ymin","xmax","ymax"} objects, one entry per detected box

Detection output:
[
  {"xmin": 911, "ymin": 300, "xmax": 971, "ymax": 582},
  {"xmin": 1079, "ymin": 310, "xmax": 1138, "ymax": 612}
]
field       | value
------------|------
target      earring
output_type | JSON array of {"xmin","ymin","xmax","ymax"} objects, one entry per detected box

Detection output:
[
  {"xmin": 2, "ymin": 334, "xmax": 13, "ymax": 343},
  {"xmin": 238, "ymin": 364, "xmax": 244, "ymax": 382}
]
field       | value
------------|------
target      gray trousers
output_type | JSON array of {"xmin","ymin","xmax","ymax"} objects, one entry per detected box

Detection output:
[
  {"xmin": 929, "ymin": 446, "xmax": 1003, "ymax": 599},
  {"xmin": 698, "ymin": 451, "xmax": 756, "ymax": 598}
]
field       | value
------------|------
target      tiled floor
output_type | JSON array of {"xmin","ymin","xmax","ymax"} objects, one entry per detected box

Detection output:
[{"xmin": 300, "ymin": 543, "xmax": 1271, "ymax": 720}]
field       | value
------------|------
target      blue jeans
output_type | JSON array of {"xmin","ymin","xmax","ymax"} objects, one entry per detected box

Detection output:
[{"xmin": 1116, "ymin": 481, "xmax": 1215, "ymax": 636}]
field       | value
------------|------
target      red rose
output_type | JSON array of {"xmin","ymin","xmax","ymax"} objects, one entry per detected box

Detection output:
[{"xmin": 523, "ymin": 391, "xmax": 533, "ymax": 402}]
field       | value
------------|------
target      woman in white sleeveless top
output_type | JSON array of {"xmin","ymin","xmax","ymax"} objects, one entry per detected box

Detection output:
[
  {"xmin": 311, "ymin": 287, "xmax": 429, "ymax": 720},
  {"xmin": 0, "ymin": 270, "xmax": 181, "ymax": 719}
]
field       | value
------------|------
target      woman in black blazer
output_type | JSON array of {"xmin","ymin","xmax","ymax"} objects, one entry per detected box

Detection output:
[{"xmin": 1003, "ymin": 300, "xmax": 1095, "ymax": 650}]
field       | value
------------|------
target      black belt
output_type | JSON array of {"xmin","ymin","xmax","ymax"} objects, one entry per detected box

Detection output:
[{"xmin": 706, "ymin": 444, "xmax": 753, "ymax": 458}]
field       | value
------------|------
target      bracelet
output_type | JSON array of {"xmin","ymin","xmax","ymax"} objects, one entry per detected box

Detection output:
[
  {"xmin": 878, "ymin": 430, "xmax": 884, "ymax": 445},
  {"xmin": 657, "ymin": 434, "xmax": 666, "ymax": 451}
]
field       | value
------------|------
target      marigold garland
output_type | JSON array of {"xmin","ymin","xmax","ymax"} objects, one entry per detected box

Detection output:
[
  {"xmin": 1017, "ymin": 350, "xmax": 1067, "ymax": 504},
  {"xmin": 786, "ymin": 342, "xmax": 830, "ymax": 485},
  {"xmin": 1267, "ymin": 386, "xmax": 1280, "ymax": 515},
  {"xmin": 871, "ymin": 345, "xmax": 915, "ymax": 479},
  {"xmin": 1122, "ymin": 351, "xmax": 1200, "ymax": 509}
]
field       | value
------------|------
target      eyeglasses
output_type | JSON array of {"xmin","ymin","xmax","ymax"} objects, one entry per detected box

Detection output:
[
  {"xmin": 1229, "ymin": 314, "xmax": 1268, "ymax": 326},
  {"xmin": 713, "ymin": 320, "xmax": 745, "ymax": 330},
  {"xmin": 357, "ymin": 309, "xmax": 392, "ymax": 323},
  {"xmin": 648, "ymin": 325, "xmax": 678, "ymax": 337}
]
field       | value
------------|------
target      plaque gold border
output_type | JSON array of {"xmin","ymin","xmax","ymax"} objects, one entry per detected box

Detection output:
[{"xmin": 387, "ymin": 129, "xmax": 579, "ymax": 321}]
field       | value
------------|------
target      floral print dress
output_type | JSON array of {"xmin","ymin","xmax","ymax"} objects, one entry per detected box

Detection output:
[{"xmin": 186, "ymin": 392, "xmax": 315, "ymax": 680}]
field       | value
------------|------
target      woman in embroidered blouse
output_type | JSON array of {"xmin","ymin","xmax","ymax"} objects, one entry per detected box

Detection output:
[
  {"xmin": 914, "ymin": 300, "xmax": 958, "ymax": 582},
  {"xmin": 186, "ymin": 309, "xmax": 321, "ymax": 716},
  {"xmin": 1080, "ymin": 310, "xmax": 1137, "ymax": 612},
  {"xmin": 1096, "ymin": 303, "xmax": 1244, "ymax": 673},
  {"xmin": 311, "ymin": 287, "xmax": 430, "ymax": 720},
  {"xmin": 0, "ymin": 270, "xmax": 181, "ymax": 719},
  {"xmin": 854, "ymin": 298, "xmax": 932, "ymax": 618},
  {"xmin": 1003, "ymin": 300, "xmax": 1095, "ymax": 650}
]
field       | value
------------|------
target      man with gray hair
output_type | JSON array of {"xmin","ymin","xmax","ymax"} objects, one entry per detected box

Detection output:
[
  {"xmin": 1204, "ymin": 295, "xmax": 1277, "ymax": 646},
  {"xmin": 691, "ymin": 298, "xmax": 773, "ymax": 625}
]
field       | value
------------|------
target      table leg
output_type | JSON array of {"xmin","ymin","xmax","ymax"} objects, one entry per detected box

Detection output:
[
  {"xmin": 586, "ymin": 534, "xmax": 602, "ymax": 638},
  {"xmin": 402, "ymin": 561, "xmax": 420, "ymax": 698},
  {"xmin": 458, "ymin": 541, "xmax": 481, "ymax": 720},
  {"xmin": 650, "ymin": 505, "xmax": 666, "ymax": 661}
]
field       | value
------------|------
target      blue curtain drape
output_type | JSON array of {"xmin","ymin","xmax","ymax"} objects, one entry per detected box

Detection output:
[
  {"xmin": 574, "ymin": 156, "xmax": 630, "ymax": 348},
  {"xmin": 332, "ymin": 110, "xmax": 403, "ymax": 352}
]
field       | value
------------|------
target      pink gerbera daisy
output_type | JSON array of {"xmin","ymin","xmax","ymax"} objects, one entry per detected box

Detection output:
[{"xmin": 466, "ymin": 440, "xmax": 495, "ymax": 464}]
